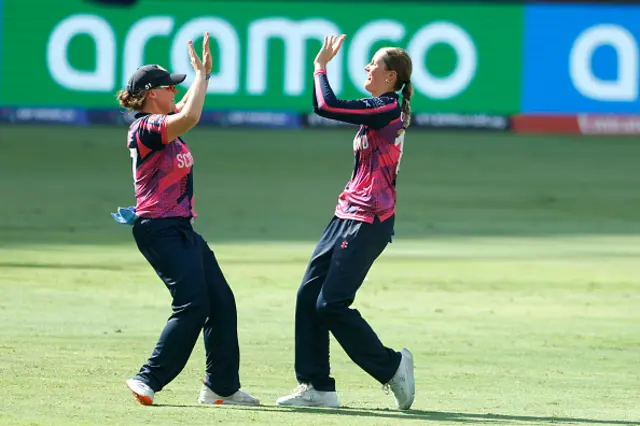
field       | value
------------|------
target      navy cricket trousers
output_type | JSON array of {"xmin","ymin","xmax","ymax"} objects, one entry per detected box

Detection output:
[
  {"xmin": 131, "ymin": 217, "xmax": 241, "ymax": 396},
  {"xmin": 294, "ymin": 215, "xmax": 402, "ymax": 392}
]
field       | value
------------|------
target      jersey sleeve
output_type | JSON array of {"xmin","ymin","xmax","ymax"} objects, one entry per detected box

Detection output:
[
  {"xmin": 312, "ymin": 69, "xmax": 400, "ymax": 129},
  {"xmin": 137, "ymin": 114, "xmax": 169, "ymax": 151}
]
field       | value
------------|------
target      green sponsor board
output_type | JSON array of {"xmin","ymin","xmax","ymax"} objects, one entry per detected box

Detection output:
[{"xmin": 1, "ymin": 1, "xmax": 523, "ymax": 113}]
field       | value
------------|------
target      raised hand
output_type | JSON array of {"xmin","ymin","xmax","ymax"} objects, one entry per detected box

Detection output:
[
  {"xmin": 202, "ymin": 32, "xmax": 212, "ymax": 75},
  {"xmin": 314, "ymin": 34, "xmax": 346, "ymax": 68},
  {"xmin": 188, "ymin": 38, "xmax": 205, "ymax": 75}
]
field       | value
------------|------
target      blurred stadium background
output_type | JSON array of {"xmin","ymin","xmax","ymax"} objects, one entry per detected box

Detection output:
[{"xmin": 0, "ymin": 0, "xmax": 638, "ymax": 425}]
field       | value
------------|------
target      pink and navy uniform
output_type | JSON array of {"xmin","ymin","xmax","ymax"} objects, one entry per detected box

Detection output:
[
  {"xmin": 121, "ymin": 64, "xmax": 244, "ymax": 399},
  {"xmin": 313, "ymin": 69, "xmax": 405, "ymax": 224},
  {"xmin": 292, "ymin": 69, "xmax": 409, "ymax": 394},
  {"xmin": 127, "ymin": 112, "xmax": 196, "ymax": 219}
]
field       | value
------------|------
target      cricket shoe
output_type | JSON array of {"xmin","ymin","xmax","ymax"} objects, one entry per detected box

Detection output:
[
  {"xmin": 383, "ymin": 348, "xmax": 415, "ymax": 410},
  {"xmin": 125, "ymin": 378, "xmax": 154, "ymax": 406},
  {"xmin": 276, "ymin": 383, "xmax": 340, "ymax": 408},
  {"xmin": 198, "ymin": 380, "xmax": 260, "ymax": 406}
]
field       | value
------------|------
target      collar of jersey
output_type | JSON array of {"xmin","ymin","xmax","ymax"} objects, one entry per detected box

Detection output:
[
  {"xmin": 380, "ymin": 91, "xmax": 399, "ymax": 99},
  {"xmin": 134, "ymin": 111, "xmax": 177, "ymax": 119}
]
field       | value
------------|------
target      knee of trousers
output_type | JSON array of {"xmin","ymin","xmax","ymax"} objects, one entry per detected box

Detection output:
[
  {"xmin": 172, "ymin": 299, "xmax": 210, "ymax": 326},
  {"xmin": 296, "ymin": 283, "xmax": 321, "ymax": 307},
  {"xmin": 315, "ymin": 298, "xmax": 351, "ymax": 326}
]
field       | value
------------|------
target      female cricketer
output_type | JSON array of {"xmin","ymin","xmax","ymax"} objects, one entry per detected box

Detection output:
[
  {"xmin": 114, "ymin": 32, "xmax": 259, "ymax": 407},
  {"xmin": 276, "ymin": 35, "xmax": 416, "ymax": 410}
]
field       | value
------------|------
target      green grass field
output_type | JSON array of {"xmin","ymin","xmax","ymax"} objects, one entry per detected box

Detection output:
[{"xmin": 0, "ymin": 124, "xmax": 638, "ymax": 425}]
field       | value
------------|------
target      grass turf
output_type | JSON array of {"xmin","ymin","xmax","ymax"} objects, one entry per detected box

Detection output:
[{"xmin": 0, "ymin": 125, "xmax": 638, "ymax": 425}]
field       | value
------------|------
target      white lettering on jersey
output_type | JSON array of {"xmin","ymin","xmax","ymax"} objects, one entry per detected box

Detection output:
[
  {"xmin": 353, "ymin": 133, "xmax": 369, "ymax": 151},
  {"xmin": 394, "ymin": 130, "xmax": 406, "ymax": 174},
  {"xmin": 176, "ymin": 152, "xmax": 194, "ymax": 169},
  {"xmin": 129, "ymin": 147, "xmax": 138, "ymax": 184}
]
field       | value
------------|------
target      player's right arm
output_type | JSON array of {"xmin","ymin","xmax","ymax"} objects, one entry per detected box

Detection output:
[
  {"xmin": 165, "ymin": 33, "xmax": 211, "ymax": 142},
  {"xmin": 313, "ymin": 70, "xmax": 399, "ymax": 129}
]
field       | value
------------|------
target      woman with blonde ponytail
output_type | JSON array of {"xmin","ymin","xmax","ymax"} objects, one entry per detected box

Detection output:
[{"xmin": 277, "ymin": 35, "xmax": 416, "ymax": 411}]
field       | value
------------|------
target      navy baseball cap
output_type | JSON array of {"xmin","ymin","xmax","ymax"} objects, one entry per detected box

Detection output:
[{"xmin": 126, "ymin": 64, "xmax": 186, "ymax": 94}]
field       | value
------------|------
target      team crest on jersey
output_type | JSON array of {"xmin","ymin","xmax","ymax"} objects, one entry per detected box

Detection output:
[{"xmin": 362, "ymin": 97, "xmax": 385, "ymax": 108}]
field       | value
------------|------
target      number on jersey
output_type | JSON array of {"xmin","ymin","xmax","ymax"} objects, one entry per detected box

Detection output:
[
  {"xmin": 129, "ymin": 148, "xmax": 138, "ymax": 184},
  {"xmin": 394, "ymin": 130, "xmax": 406, "ymax": 175}
]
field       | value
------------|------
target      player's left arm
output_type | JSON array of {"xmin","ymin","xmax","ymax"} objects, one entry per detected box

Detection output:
[
  {"xmin": 175, "ymin": 85, "xmax": 192, "ymax": 112},
  {"xmin": 313, "ymin": 69, "xmax": 399, "ymax": 129}
]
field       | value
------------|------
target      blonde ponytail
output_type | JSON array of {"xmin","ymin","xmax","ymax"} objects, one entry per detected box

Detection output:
[{"xmin": 401, "ymin": 81, "xmax": 413, "ymax": 129}]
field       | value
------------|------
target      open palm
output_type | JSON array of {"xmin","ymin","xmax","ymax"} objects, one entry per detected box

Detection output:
[
  {"xmin": 202, "ymin": 32, "xmax": 212, "ymax": 74},
  {"xmin": 314, "ymin": 35, "xmax": 346, "ymax": 68}
]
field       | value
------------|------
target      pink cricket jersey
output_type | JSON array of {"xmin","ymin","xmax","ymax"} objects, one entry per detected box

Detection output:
[
  {"xmin": 313, "ymin": 69, "xmax": 406, "ymax": 224},
  {"xmin": 126, "ymin": 113, "xmax": 196, "ymax": 219}
]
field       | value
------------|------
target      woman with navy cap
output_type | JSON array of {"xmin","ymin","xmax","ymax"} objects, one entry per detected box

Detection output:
[{"xmin": 114, "ymin": 32, "xmax": 259, "ymax": 407}]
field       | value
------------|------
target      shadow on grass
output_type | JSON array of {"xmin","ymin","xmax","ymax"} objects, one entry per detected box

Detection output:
[
  {"xmin": 151, "ymin": 404, "xmax": 639, "ymax": 425},
  {"xmin": 0, "ymin": 262, "xmax": 125, "ymax": 271}
]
